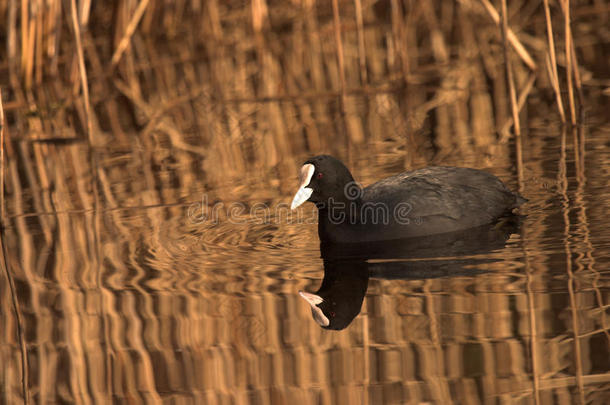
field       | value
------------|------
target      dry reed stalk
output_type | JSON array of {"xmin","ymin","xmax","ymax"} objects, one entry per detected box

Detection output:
[
  {"xmin": 83, "ymin": 34, "xmax": 127, "ymax": 141},
  {"xmin": 69, "ymin": 0, "xmax": 92, "ymax": 140},
  {"xmin": 558, "ymin": 128, "xmax": 585, "ymax": 404},
  {"xmin": 0, "ymin": 89, "xmax": 4, "ymax": 225},
  {"xmin": 46, "ymin": 0, "xmax": 61, "ymax": 75},
  {"xmin": 35, "ymin": 2, "xmax": 43, "ymax": 85},
  {"xmin": 331, "ymin": 0, "xmax": 350, "ymax": 155},
  {"xmin": 499, "ymin": 73, "xmax": 536, "ymax": 140},
  {"xmin": 538, "ymin": 373, "xmax": 610, "ymax": 391},
  {"xmin": 0, "ymin": 88, "xmax": 28, "ymax": 405},
  {"xmin": 2, "ymin": 143, "xmax": 38, "ymax": 405},
  {"xmin": 251, "ymin": 0, "xmax": 269, "ymax": 33},
  {"xmin": 65, "ymin": 145, "xmax": 113, "ymax": 401},
  {"xmin": 569, "ymin": 40, "xmax": 584, "ymax": 118},
  {"xmin": 544, "ymin": 54, "xmax": 564, "ymax": 120},
  {"xmin": 110, "ymin": 0, "xmax": 151, "ymax": 68},
  {"xmin": 572, "ymin": 125, "xmax": 609, "ymax": 342},
  {"xmin": 19, "ymin": 0, "xmax": 28, "ymax": 79},
  {"xmin": 478, "ymin": 0, "xmax": 536, "ymax": 71},
  {"xmin": 79, "ymin": 0, "xmax": 92, "ymax": 25},
  {"xmin": 332, "ymin": 0, "xmax": 347, "ymax": 95},
  {"xmin": 563, "ymin": 0, "xmax": 577, "ymax": 124},
  {"xmin": 361, "ymin": 308, "xmax": 370, "ymax": 405},
  {"xmin": 0, "ymin": 241, "xmax": 30, "ymax": 405},
  {"xmin": 354, "ymin": 0, "xmax": 367, "ymax": 86},
  {"xmin": 29, "ymin": 143, "xmax": 55, "ymax": 245},
  {"xmin": 23, "ymin": 7, "xmax": 36, "ymax": 89},
  {"xmin": 7, "ymin": 0, "xmax": 18, "ymax": 81},
  {"xmin": 421, "ymin": 2, "xmax": 448, "ymax": 64},
  {"xmin": 390, "ymin": 0, "xmax": 409, "ymax": 81},
  {"xmin": 500, "ymin": 0, "xmax": 521, "ymax": 137},
  {"xmin": 515, "ymin": 121, "xmax": 524, "ymax": 196},
  {"xmin": 70, "ymin": 1, "xmax": 110, "ymax": 397},
  {"xmin": 572, "ymin": 124, "xmax": 610, "ymax": 345},
  {"xmin": 423, "ymin": 281, "xmax": 451, "ymax": 403},
  {"xmin": 542, "ymin": 0, "xmax": 566, "ymax": 122},
  {"xmin": 523, "ymin": 250, "xmax": 541, "ymax": 403}
]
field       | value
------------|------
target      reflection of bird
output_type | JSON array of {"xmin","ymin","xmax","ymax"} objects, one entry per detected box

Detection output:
[
  {"xmin": 299, "ymin": 220, "xmax": 521, "ymax": 330},
  {"xmin": 291, "ymin": 155, "xmax": 526, "ymax": 243},
  {"xmin": 299, "ymin": 260, "xmax": 368, "ymax": 330}
]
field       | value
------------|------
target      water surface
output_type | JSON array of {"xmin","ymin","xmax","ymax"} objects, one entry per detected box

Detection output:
[{"xmin": 2, "ymin": 102, "xmax": 609, "ymax": 404}]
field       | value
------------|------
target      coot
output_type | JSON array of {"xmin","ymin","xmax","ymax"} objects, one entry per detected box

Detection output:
[{"xmin": 291, "ymin": 155, "xmax": 526, "ymax": 243}]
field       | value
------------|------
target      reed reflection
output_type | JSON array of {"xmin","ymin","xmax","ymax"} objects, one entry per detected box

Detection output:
[{"xmin": 300, "ymin": 219, "xmax": 521, "ymax": 330}]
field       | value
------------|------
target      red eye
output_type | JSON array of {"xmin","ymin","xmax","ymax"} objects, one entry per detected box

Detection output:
[{"xmin": 317, "ymin": 173, "xmax": 323, "ymax": 179}]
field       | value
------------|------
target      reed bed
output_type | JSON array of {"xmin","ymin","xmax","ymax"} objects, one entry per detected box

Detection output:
[
  {"xmin": 0, "ymin": 0, "xmax": 603, "ymax": 143},
  {"xmin": 1, "ymin": 0, "xmax": 609, "ymax": 404}
]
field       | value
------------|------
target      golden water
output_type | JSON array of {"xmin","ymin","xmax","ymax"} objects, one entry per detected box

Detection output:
[
  {"xmin": 2, "ymin": 112, "xmax": 609, "ymax": 403},
  {"xmin": 1, "ymin": 1, "xmax": 610, "ymax": 403}
]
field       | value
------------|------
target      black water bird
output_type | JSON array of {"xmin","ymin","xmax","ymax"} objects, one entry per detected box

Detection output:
[{"xmin": 291, "ymin": 155, "xmax": 526, "ymax": 243}]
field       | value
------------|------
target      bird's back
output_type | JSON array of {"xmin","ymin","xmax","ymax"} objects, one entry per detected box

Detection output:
[{"xmin": 360, "ymin": 166, "xmax": 524, "ymax": 236}]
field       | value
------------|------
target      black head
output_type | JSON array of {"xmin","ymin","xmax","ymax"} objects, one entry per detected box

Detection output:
[{"xmin": 291, "ymin": 155, "xmax": 359, "ymax": 209}]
